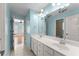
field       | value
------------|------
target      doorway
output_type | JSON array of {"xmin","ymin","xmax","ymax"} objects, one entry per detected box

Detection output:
[
  {"xmin": 13, "ymin": 18, "xmax": 24, "ymax": 51},
  {"xmin": 56, "ymin": 19, "xmax": 64, "ymax": 38}
]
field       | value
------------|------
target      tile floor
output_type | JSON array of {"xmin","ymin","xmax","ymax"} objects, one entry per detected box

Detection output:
[
  {"xmin": 11, "ymin": 46, "xmax": 34, "ymax": 56},
  {"xmin": 11, "ymin": 35, "xmax": 34, "ymax": 56}
]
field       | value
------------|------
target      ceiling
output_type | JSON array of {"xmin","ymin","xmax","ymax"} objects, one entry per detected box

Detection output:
[{"xmin": 9, "ymin": 3, "xmax": 48, "ymax": 16}]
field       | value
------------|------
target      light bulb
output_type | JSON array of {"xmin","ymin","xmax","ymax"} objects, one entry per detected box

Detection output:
[
  {"xmin": 52, "ymin": 3, "xmax": 56, "ymax": 6},
  {"xmin": 60, "ymin": 5, "xmax": 64, "ymax": 9},
  {"xmin": 60, "ymin": 3, "xmax": 70, "ymax": 9},
  {"xmin": 65, "ymin": 3, "xmax": 70, "ymax": 7},
  {"xmin": 41, "ymin": 9, "xmax": 43, "ymax": 12},
  {"xmin": 57, "ymin": 3, "xmax": 61, "ymax": 5}
]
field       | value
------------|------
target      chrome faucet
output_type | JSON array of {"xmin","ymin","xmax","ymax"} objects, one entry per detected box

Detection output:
[
  {"xmin": 59, "ymin": 39, "xmax": 66, "ymax": 45},
  {"xmin": 39, "ymin": 34, "xmax": 42, "ymax": 37},
  {"xmin": 59, "ymin": 36, "xmax": 66, "ymax": 45}
]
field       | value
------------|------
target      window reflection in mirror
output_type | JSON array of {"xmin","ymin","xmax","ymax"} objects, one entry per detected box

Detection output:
[{"xmin": 56, "ymin": 19, "xmax": 64, "ymax": 38}]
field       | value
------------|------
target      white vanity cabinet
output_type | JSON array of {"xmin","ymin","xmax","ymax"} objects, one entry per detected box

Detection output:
[
  {"xmin": 53, "ymin": 50, "xmax": 65, "ymax": 56},
  {"xmin": 44, "ymin": 45, "xmax": 54, "ymax": 56},
  {"xmin": 38, "ymin": 42, "xmax": 44, "ymax": 56},
  {"xmin": 31, "ymin": 36, "xmax": 65, "ymax": 56},
  {"xmin": 31, "ymin": 38, "xmax": 34, "ymax": 51},
  {"xmin": 43, "ymin": 45, "xmax": 64, "ymax": 56},
  {"xmin": 33, "ymin": 39, "xmax": 38, "ymax": 55}
]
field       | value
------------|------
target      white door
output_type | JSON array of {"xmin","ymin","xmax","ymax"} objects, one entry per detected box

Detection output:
[{"xmin": 65, "ymin": 14, "xmax": 79, "ymax": 41}]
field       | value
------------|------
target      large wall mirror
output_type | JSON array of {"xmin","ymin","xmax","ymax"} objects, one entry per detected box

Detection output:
[
  {"xmin": 44, "ymin": 3, "xmax": 79, "ymax": 42},
  {"xmin": 65, "ymin": 14, "xmax": 79, "ymax": 42}
]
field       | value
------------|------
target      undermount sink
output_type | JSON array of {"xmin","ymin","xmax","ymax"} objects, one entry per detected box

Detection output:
[{"xmin": 53, "ymin": 43, "xmax": 69, "ymax": 51}]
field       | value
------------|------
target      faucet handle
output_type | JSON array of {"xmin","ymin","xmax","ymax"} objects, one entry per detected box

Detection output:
[{"xmin": 65, "ymin": 33, "xmax": 69, "ymax": 39}]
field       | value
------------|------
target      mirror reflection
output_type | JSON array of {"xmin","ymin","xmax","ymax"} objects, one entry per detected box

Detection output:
[{"xmin": 56, "ymin": 19, "xmax": 64, "ymax": 38}]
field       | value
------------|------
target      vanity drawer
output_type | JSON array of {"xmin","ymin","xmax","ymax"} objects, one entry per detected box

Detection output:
[
  {"xmin": 33, "ymin": 39, "xmax": 38, "ymax": 55},
  {"xmin": 38, "ymin": 42, "xmax": 43, "ymax": 48},
  {"xmin": 34, "ymin": 43, "xmax": 38, "ymax": 51},
  {"xmin": 38, "ymin": 49, "xmax": 43, "ymax": 56},
  {"xmin": 38, "ymin": 42, "xmax": 44, "ymax": 56}
]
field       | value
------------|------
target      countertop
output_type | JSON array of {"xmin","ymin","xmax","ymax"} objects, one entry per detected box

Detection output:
[{"xmin": 31, "ymin": 34, "xmax": 79, "ymax": 56}]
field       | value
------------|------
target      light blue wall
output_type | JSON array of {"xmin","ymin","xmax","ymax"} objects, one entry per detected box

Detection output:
[
  {"xmin": 24, "ymin": 10, "xmax": 30, "ymax": 48},
  {"xmin": 45, "ymin": 4, "xmax": 79, "ymax": 36},
  {"xmin": 24, "ymin": 9, "xmax": 39, "ymax": 48},
  {"xmin": 11, "ymin": 12, "xmax": 25, "ymax": 19},
  {"xmin": 24, "ymin": 9, "xmax": 46, "ymax": 48},
  {"xmin": 46, "ymin": 17, "xmax": 56, "ymax": 36},
  {"xmin": 9, "ymin": 6, "xmax": 25, "ymax": 50},
  {"xmin": 38, "ymin": 17, "xmax": 46, "ymax": 35},
  {"xmin": 4, "ymin": 4, "xmax": 12, "ymax": 55},
  {"xmin": 5, "ymin": 4, "xmax": 25, "ymax": 55},
  {"xmin": 30, "ymin": 10, "xmax": 39, "ymax": 34}
]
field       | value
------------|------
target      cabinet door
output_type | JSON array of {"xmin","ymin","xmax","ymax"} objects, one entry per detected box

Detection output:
[
  {"xmin": 33, "ymin": 39, "xmax": 38, "ymax": 55},
  {"xmin": 54, "ymin": 50, "xmax": 64, "ymax": 56},
  {"xmin": 31, "ymin": 38, "xmax": 34, "ymax": 51},
  {"xmin": 38, "ymin": 42, "xmax": 43, "ymax": 56},
  {"xmin": 44, "ymin": 45, "xmax": 54, "ymax": 56},
  {"xmin": 44, "ymin": 52, "xmax": 51, "ymax": 56}
]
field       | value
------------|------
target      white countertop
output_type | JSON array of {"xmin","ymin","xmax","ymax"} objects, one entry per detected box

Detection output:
[{"xmin": 31, "ymin": 34, "xmax": 79, "ymax": 56}]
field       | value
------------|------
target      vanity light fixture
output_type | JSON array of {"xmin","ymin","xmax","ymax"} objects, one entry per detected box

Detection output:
[
  {"xmin": 60, "ymin": 3, "xmax": 70, "ymax": 9},
  {"xmin": 60, "ymin": 5, "xmax": 65, "ymax": 9},
  {"xmin": 41, "ymin": 9, "xmax": 44, "ymax": 13},
  {"xmin": 40, "ymin": 13, "xmax": 44, "ymax": 17},
  {"xmin": 39, "ymin": 9, "xmax": 45, "ymax": 17},
  {"xmin": 58, "ymin": 3, "xmax": 70, "ymax": 13},
  {"xmin": 57, "ymin": 3, "xmax": 61, "ymax": 5},
  {"xmin": 52, "ymin": 3, "xmax": 61, "ymax": 6},
  {"xmin": 52, "ymin": 3, "xmax": 70, "ymax": 8},
  {"xmin": 64, "ymin": 3, "xmax": 70, "ymax": 7},
  {"xmin": 52, "ymin": 3, "xmax": 56, "ymax": 6}
]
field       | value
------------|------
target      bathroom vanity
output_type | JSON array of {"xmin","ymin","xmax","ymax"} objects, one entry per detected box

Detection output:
[{"xmin": 31, "ymin": 35, "xmax": 79, "ymax": 56}]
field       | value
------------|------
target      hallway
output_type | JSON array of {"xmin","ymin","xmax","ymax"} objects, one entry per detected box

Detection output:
[
  {"xmin": 11, "ymin": 46, "xmax": 34, "ymax": 56},
  {"xmin": 11, "ymin": 36, "xmax": 34, "ymax": 56}
]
